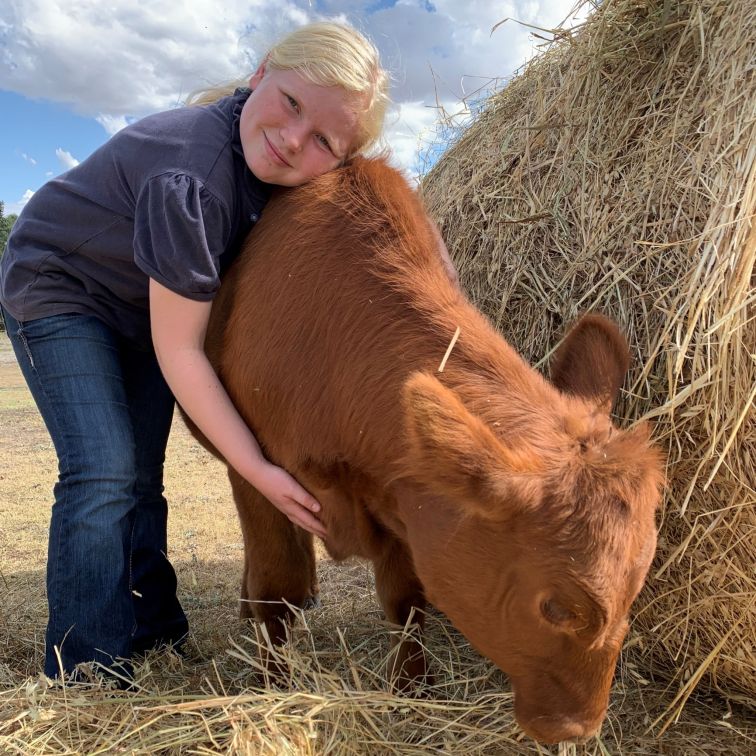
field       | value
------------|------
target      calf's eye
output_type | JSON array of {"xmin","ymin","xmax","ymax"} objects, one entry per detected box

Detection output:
[{"xmin": 541, "ymin": 598, "xmax": 577, "ymax": 626}]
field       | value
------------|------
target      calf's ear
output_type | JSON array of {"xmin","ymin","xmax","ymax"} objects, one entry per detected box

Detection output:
[
  {"xmin": 550, "ymin": 313, "xmax": 630, "ymax": 413},
  {"xmin": 402, "ymin": 372, "xmax": 543, "ymax": 517}
]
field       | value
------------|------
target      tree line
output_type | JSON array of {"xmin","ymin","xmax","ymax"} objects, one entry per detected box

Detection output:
[
  {"xmin": 1, "ymin": 202, "xmax": 18, "ymax": 330},
  {"xmin": 1, "ymin": 201, "xmax": 18, "ymax": 256}
]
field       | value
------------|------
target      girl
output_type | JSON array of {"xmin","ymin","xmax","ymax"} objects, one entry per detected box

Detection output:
[{"xmin": 0, "ymin": 21, "xmax": 390, "ymax": 683}]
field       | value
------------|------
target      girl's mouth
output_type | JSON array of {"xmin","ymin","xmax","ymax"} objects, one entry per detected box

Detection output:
[{"xmin": 264, "ymin": 133, "xmax": 292, "ymax": 167}]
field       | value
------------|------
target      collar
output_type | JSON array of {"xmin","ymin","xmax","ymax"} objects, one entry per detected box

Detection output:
[{"xmin": 229, "ymin": 87, "xmax": 271, "ymax": 218}]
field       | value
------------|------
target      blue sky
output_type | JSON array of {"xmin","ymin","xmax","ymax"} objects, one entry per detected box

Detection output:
[
  {"xmin": 0, "ymin": 91, "xmax": 109, "ymax": 212},
  {"xmin": 0, "ymin": 1, "xmax": 584, "ymax": 215}
]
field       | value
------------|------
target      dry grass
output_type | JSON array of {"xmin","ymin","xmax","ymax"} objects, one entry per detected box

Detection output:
[
  {"xmin": 422, "ymin": 0, "xmax": 755, "ymax": 713},
  {"xmin": 1, "ymin": 335, "xmax": 755, "ymax": 751}
]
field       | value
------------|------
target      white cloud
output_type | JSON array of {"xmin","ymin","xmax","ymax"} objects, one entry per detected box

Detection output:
[
  {"xmin": 382, "ymin": 99, "xmax": 459, "ymax": 179},
  {"xmin": 322, "ymin": 0, "xmax": 584, "ymax": 102},
  {"xmin": 55, "ymin": 148, "xmax": 80, "ymax": 170},
  {"xmin": 96, "ymin": 114, "xmax": 131, "ymax": 136},
  {"xmin": 0, "ymin": 0, "xmax": 591, "ymax": 174},
  {"xmin": 0, "ymin": 0, "xmax": 298, "ymax": 116},
  {"xmin": 8, "ymin": 189, "xmax": 35, "ymax": 215},
  {"xmin": 21, "ymin": 152, "xmax": 38, "ymax": 165}
]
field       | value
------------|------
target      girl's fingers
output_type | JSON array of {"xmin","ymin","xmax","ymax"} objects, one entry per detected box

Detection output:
[
  {"xmin": 301, "ymin": 493, "xmax": 320, "ymax": 513},
  {"xmin": 294, "ymin": 509, "xmax": 327, "ymax": 537}
]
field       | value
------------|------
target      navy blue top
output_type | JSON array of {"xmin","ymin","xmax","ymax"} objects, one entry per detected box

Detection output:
[{"xmin": 0, "ymin": 88, "xmax": 271, "ymax": 346}]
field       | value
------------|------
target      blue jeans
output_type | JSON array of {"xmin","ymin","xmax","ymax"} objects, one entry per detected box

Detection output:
[{"xmin": 2, "ymin": 307, "xmax": 188, "ymax": 679}]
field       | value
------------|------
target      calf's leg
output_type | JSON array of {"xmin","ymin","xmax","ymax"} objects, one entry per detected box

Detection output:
[
  {"xmin": 228, "ymin": 470, "xmax": 318, "ymax": 648},
  {"xmin": 374, "ymin": 540, "xmax": 430, "ymax": 689}
]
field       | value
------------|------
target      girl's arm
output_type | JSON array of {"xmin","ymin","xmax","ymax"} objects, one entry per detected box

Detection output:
[
  {"xmin": 428, "ymin": 218, "xmax": 459, "ymax": 288},
  {"xmin": 149, "ymin": 278, "xmax": 326, "ymax": 537}
]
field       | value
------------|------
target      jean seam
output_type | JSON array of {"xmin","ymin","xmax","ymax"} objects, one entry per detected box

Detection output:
[
  {"xmin": 16, "ymin": 325, "xmax": 36, "ymax": 369},
  {"xmin": 129, "ymin": 518, "xmax": 138, "ymax": 638}
]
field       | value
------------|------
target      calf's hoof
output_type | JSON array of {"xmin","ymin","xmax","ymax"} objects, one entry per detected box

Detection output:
[
  {"xmin": 387, "ymin": 644, "xmax": 433, "ymax": 693},
  {"xmin": 301, "ymin": 594, "xmax": 322, "ymax": 610}
]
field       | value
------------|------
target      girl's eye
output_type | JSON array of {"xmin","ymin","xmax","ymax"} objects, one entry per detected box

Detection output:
[
  {"xmin": 316, "ymin": 134, "xmax": 331, "ymax": 151},
  {"xmin": 286, "ymin": 95, "xmax": 298, "ymax": 111}
]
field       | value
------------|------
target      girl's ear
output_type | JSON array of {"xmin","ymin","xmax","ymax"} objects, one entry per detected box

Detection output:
[{"xmin": 249, "ymin": 57, "xmax": 268, "ymax": 89}]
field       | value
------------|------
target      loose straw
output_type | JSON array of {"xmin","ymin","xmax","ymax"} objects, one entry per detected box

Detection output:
[{"xmin": 437, "ymin": 326, "xmax": 461, "ymax": 372}]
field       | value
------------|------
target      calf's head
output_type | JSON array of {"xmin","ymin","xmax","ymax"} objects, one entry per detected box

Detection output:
[{"xmin": 401, "ymin": 315, "xmax": 663, "ymax": 744}]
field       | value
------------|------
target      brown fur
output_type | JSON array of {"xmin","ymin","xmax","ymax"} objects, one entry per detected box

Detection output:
[{"xmin": 199, "ymin": 157, "xmax": 664, "ymax": 745}]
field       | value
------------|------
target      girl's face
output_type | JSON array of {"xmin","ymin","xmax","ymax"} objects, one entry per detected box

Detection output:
[{"xmin": 239, "ymin": 62, "xmax": 363, "ymax": 186}]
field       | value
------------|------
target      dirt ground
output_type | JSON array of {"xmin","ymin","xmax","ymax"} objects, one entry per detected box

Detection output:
[{"xmin": 0, "ymin": 333, "xmax": 754, "ymax": 754}]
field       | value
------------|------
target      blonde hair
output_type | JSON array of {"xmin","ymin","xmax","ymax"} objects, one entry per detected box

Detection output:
[{"xmin": 187, "ymin": 22, "xmax": 390, "ymax": 157}]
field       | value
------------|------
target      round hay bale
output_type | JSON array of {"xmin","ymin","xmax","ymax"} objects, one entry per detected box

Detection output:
[{"xmin": 421, "ymin": 0, "xmax": 755, "ymax": 709}]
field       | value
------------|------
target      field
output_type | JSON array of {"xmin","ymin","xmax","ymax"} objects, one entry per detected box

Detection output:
[{"xmin": 1, "ymin": 334, "xmax": 754, "ymax": 754}]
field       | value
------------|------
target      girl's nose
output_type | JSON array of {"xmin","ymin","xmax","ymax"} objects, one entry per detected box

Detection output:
[{"xmin": 282, "ymin": 122, "xmax": 307, "ymax": 152}]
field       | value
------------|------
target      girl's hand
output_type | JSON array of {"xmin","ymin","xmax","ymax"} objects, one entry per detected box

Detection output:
[{"xmin": 253, "ymin": 462, "xmax": 327, "ymax": 538}]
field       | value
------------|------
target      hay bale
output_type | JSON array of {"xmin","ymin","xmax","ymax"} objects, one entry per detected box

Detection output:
[{"xmin": 421, "ymin": 0, "xmax": 755, "ymax": 710}]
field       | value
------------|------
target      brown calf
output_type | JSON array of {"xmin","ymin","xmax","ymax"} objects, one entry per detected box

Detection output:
[{"xmin": 201, "ymin": 157, "xmax": 663, "ymax": 745}]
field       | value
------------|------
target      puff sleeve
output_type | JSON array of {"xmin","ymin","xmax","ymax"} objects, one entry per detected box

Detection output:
[{"xmin": 133, "ymin": 172, "xmax": 232, "ymax": 300}]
